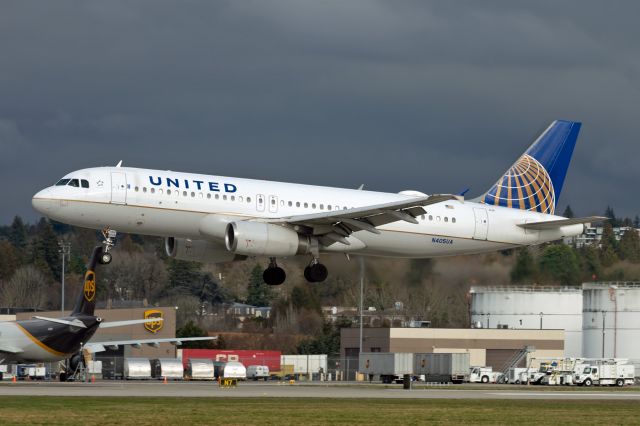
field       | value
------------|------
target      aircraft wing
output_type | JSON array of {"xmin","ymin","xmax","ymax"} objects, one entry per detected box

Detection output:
[
  {"xmin": 99, "ymin": 318, "xmax": 164, "ymax": 328},
  {"xmin": 0, "ymin": 344, "xmax": 24, "ymax": 354},
  {"xmin": 518, "ymin": 216, "xmax": 608, "ymax": 231},
  {"xmin": 85, "ymin": 336, "xmax": 216, "ymax": 353},
  {"xmin": 265, "ymin": 194, "xmax": 460, "ymax": 244}
]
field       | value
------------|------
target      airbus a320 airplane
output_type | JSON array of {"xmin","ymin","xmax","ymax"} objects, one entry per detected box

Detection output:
[{"xmin": 33, "ymin": 120, "xmax": 603, "ymax": 285}]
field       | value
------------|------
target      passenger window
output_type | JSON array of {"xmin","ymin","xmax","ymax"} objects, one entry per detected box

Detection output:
[
  {"xmin": 206, "ymin": 193, "xmax": 211, "ymax": 199},
  {"xmin": 69, "ymin": 179, "xmax": 80, "ymax": 187},
  {"xmin": 271, "ymin": 198, "xmax": 275, "ymax": 205},
  {"xmin": 135, "ymin": 186, "xmax": 139, "ymax": 192},
  {"xmin": 143, "ymin": 187, "xmax": 147, "ymax": 193},
  {"xmin": 223, "ymin": 195, "xmax": 227, "ymax": 201},
  {"xmin": 215, "ymin": 194, "xmax": 220, "ymax": 200},
  {"xmin": 444, "ymin": 217, "xmax": 448, "ymax": 222},
  {"xmin": 56, "ymin": 179, "xmax": 70, "ymax": 186},
  {"xmin": 327, "ymin": 205, "xmax": 332, "ymax": 210},
  {"xmin": 182, "ymin": 191, "xmax": 187, "ymax": 196},
  {"xmin": 191, "ymin": 192, "xmax": 195, "ymax": 197},
  {"xmin": 81, "ymin": 179, "xmax": 89, "ymax": 188},
  {"xmin": 320, "ymin": 204, "xmax": 324, "ymax": 210},
  {"xmin": 167, "ymin": 189, "xmax": 171, "ymax": 195},
  {"xmin": 312, "ymin": 203, "xmax": 316, "ymax": 209},
  {"xmin": 296, "ymin": 202, "xmax": 300, "ymax": 208},
  {"xmin": 231, "ymin": 195, "xmax": 235, "ymax": 201},
  {"xmin": 452, "ymin": 217, "xmax": 456, "ymax": 223},
  {"xmin": 343, "ymin": 207, "xmax": 347, "ymax": 210},
  {"xmin": 304, "ymin": 202, "xmax": 308, "ymax": 208},
  {"xmin": 288, "ymin": 201, "xmax": 292, "ymax": 207},
  {"xmin": 150, "ymin": 188, "xmax": 155, "ymax": 194},
  {"xmin": 429, "ymin": 215, "xmax": 433, "ymax": 221},
  {"xmin": 247, "ymin": 197, "xmax": 251, "ymax": 203}
]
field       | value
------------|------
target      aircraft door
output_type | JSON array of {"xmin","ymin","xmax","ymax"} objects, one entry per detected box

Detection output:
[
  {"xmin": 110, "ymin": 172, "xmax": 127, "ymax": 204},
  {"xmin": 473, "ymin": 208, "xmax": 488, "ymax": 240},
  {"xmin": 268, "ymin": 195, "xmax": 278, "ymax": 213},
  {"xmin": 256, "ymin": 194, "xmax": 265, "ymax": 212}
]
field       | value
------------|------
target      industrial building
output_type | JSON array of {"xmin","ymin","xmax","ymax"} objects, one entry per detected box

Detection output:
[{"xmin": 340, "ymin": 327, "xmax": 564, "ymax": 379}]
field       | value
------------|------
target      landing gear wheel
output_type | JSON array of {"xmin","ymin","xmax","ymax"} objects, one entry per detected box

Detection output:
[
  {"xmin": 263, "ymin": 265, "xmax": 286, "ymax": 286},
  {"xmin": 100, "ymin": 252, "xmax": 113, "ymax": 265},
  {"xmin": 304, "ymin": 263, "xmax": 328, "ymax": 283}
]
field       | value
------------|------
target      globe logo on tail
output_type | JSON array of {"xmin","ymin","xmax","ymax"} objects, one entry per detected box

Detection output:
[{"xmin": 484, "ymin": 154, "xmax": 555, "ymax": 214}]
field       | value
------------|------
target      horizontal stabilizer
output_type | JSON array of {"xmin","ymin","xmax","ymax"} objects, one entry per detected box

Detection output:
[
  {"xmin": 99, "ymin": 318, "xmax": 164, "ymax": 328},
  {"xmin": 518, "ymin": 216, "xmax": 607, "ymax": 231},
  {"xmin": 32, "ymin": 316, "xmax": 87, "ymax": 328},
  {"xmin": 0, "ymin": 344, "xmax": 24, "ymax": 354}
]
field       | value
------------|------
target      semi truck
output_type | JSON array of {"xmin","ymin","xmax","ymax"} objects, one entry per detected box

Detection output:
[
  {"xmin": 414, "ymin": 353, "xmax": 470, "ymax": 383},
  {"xmin": 359, "ymin": 352, "xmax": 413, "ymax": 384}
]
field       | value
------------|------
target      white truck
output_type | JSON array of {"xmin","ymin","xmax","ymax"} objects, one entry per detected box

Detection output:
[
  {"xmin": 246, "ymin": 365, "xmax": 270, "ymax": 381},
  {"xmin": 575, "ymin": 363, "xmax": 635, "ymax": 387},
  {"xmin": 505, "ymin": 367, "xmax": 536, "ymax": 384},
  {"xmin": 469, "ymin": 366, "xmax": 502, "ymax": 383}
]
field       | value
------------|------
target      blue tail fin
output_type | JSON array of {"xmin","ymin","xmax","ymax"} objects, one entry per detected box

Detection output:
[{"xmin": 482, "ymin": 120, "xmax": 581, "ymax": 214}]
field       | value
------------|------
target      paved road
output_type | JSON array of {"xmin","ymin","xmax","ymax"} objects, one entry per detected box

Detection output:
[{"xmin": 1, "ymin": 381, "xmax": 639, "ymax": 400}]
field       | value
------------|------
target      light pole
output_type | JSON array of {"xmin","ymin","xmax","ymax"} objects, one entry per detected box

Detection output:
[
  {"xmin": 359, "ymin": 256, "xmax": 365, "ymax": 356},
  {"xmin": 58, "ymin": 241, "xmax": 71, "ymax": 313}
]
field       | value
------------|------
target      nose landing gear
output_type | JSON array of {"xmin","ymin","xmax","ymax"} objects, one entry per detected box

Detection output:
[{"xmin": 100, "ymin": 228, "xmax": 117, "ymax": 264}]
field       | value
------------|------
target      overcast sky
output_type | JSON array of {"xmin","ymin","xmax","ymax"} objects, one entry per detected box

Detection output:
[{"xmin": 1, "ymin": 1, "xmax": 639, "ymax": 225}]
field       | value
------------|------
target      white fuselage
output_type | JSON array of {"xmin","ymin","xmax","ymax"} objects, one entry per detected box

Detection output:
[{"xmin": 32, "ymin": 167, "xmax": 584, "ymax": 258}]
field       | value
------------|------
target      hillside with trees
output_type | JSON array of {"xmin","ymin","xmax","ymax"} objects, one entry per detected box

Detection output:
[{"xmin": 1, "ymin": 205, "xmax": 639, "ymax": 354}]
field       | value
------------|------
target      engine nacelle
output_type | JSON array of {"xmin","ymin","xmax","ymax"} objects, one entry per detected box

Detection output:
[
  {"xmin": 225, "ymin": 221, "xmax": 311, "ymax": 256},
  {"xmin": 165, "ymin": 237, "xmax": 246, "ymax": 264}
]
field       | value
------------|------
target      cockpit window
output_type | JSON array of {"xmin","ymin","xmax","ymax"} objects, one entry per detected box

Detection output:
[
  {"xmin": 68, "ymin": 179, "xmax": 80, "ymax": 187},
  {"xmin": 56, "ymin": 179, "xmax": 71, "ymax": 186},
  {"xmin": 81, "ymin": 179, "xmax": 89, "ymax": 188}
]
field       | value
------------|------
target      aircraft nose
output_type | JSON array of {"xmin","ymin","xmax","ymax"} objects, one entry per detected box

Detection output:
[{"xmin": 32, "ymin": 188, "xmax": 56, "ymax": 214}]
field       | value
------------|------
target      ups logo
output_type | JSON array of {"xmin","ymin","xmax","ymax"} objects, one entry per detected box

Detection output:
[
  {"xmin": 144, "ymin": 309, "xmax": 163, "ymax": 333},
  {"xmin": 83, "ymin": 271, "xmax": 96, "ymax": 302}
]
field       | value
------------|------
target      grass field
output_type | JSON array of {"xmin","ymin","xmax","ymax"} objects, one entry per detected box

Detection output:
[{"xmin": 2, "ymin": 397, "xmax": 640, "ymax": 426}]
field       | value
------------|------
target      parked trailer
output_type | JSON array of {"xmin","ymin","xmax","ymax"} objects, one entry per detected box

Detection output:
[
  {"xmin": 414, "ymin": 353, "xmax": 470, "ymax": 383},
  {"xmin": 247, "ymin": 365, "xmax": 270, "ymax": 381},
  {"xmin": 124, "ymin": 358, "xmax": 151, "ymax": 380},
  {"xmin": 186, "ymin": 358, "xmax": 215, "ymax": 380},
  {"xmin": 360, "ymin": 352, "xmax": 413, "ymax": 384},
  {"xmin": 505, "ymin": 367, "xmax": 536, "ymax": 384},
  {"xmin": 151, "ymin": 358, "xmax": 184, "ymax": 380}
]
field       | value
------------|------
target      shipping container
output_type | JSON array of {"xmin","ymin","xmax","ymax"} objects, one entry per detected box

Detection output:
[
  {"xmin": 359, "ymin": 353, "xmax": 413, "ymax": 383},
  {"xmin": 124, "ymin": 358, "xmax": 151, "ymax": 380},
  {"xmin": 280, "ymin": 355, "xmax": 328, "ymax": 375},
  {"xmin": 179, "ymin": 349, "xmax": 281, "ymax": 371},
  {"xmin": 213, "ymin": 361, "xmax": 246, "ymax": 379},
  {"xmin": 414, "ymin": 353, "xmax": 470, "ymax": 383},
  {"xmin": 151, "ymin": 358, "xmax": 184, "ymax": 380},
  {"xmin": 186, "ymin": 358, "xmax": 215, "ymax": 380}
]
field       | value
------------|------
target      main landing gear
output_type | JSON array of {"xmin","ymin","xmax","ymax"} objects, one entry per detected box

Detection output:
[
  {"xmin": 100, "ymin": 228, "xmax": 117, "ymax": 264},
  {"xmin": 263, "ymin": 258, "xmax": 286, "ymax": 286},
  {"xmin": 262, "ymin": 257, "xmax": 329, "ymax": 285}
]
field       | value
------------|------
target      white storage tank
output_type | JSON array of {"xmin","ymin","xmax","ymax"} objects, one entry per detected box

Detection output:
[
  {"xmin": 470, "ymin": 286, "xmax": 583, "ymax": 357},
  {"xmin": 582, "ymin": 282, "xmax": 640, "ymax": 361}
]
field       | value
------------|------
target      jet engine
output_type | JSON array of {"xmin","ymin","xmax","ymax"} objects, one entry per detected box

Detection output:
[
  {"xmin": 165, "ymin": 237, "xmax": 246, "ymax": 263},
  {"xmin": 225, "ymin": 221, "xmax": 312, "ymax": 257}
]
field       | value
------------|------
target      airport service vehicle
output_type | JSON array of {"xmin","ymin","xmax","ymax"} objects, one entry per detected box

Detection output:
[
  {"xmin": 281, "ymin": 354, "xmax": 328, "ymax": 376},
  {"xmin": 186, "ymin": 358, "xmax": 215, "ymax": 380},
  {"xmin": 246, "ymin": 365, "xmax": 270, "ymax": 381},
  {"xmin": 505, "ymin": 367, "xmax": 536, "ymax": 384},
  {"xmin": 151, "ymin": 358, "xmax": 184, "ymax": 380},
  {"xmin": 360, "ymin": 352, "xmax": 413, "ymax": 384},
  {"xmin": 214, "ymin": 361, "xmax": 247, "ymax": 380},
  {"xmin": 575, "ymin": 363, "xmax": 635, "ymax": 387},
  {"xmin": 124, "ymin": 358, "xmax": 151, "ymax": 380},
  {"xmin": 32, "ymin": 120, "xmax": 604, "ymax": 286},
  {"xmin": 469, "ymin": 367, "xmax": 502, "ymax": 383},
  {"xmin": 413, "ymin": 353, "xmax": 469, "ymax": 383},
  {"xmin": 0, "ymin": 246, "xmax": 213, "ymax": 374}
]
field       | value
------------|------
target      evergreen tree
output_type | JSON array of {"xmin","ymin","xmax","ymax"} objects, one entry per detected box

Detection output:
[
  {"xmin": 8, "ymin": 216, "xmax": 28, "ymax": 253},
  {"xmin": 510, "ymin": 247, "xmax": 537, "ymax": 283},
  {"xmin": 579, "ymin": 245, "xmax": 603, "ymax": 281},
  {"xmin": 618, "ymin": 229, "xmax": 640, "ymax": 263},
  {"xmin": 290, "ymin": 284, "xmax": 321, "ymax": 312},
  {"xmin": 604, "ymin": 206, "xmax": 619, "ymax": 227},
  {"xmin": 599, "ymin": 222, "xmax": 618, "ymax": 267},
  {"xmin": 30, "ymin": 218, "xmax": 61, "ymax": 280},
  {"xmin": 539, "ymin": 245, "xmax": 581, "ymax": 285},
  {"xmin": 176, "ymin": 320, "xmax": 217, "ymax": 349},
  {"xmin": 562, "ymin": 205, "xmax": 575, "ymax": 219},
  {"xmin": 246, "ymin": 264, "xmax": 273, "ymax": 307},
  {"xmin": 296, "ymin": 318, "xmax": 351, "ymax": 355},
  {"xmin": 0, "ymin": 241, "xmax": 21, "ymax": 280},
  {"xmin": 167, "ymin": 259, "xmax": 202, "ymax": 292}
]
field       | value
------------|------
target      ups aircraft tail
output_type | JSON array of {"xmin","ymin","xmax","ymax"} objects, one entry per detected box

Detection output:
[
  {"xmin": 481, "ymin": 120, "xmax": 581, "ymax": 215},
  {"xmin": 71, "ymin": 246, "xmax": 103, "ymax": 317}
]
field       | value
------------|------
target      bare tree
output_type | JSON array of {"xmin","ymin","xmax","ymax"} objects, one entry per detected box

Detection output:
[{"xmin": 0, "ymin": 265, "xmax": 48, "ymax": 310}]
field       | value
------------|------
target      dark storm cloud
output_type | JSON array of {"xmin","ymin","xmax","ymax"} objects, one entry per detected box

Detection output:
[{"xmin": 1, "ymin": 1, "xmax": 639, "ymax": 223}]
